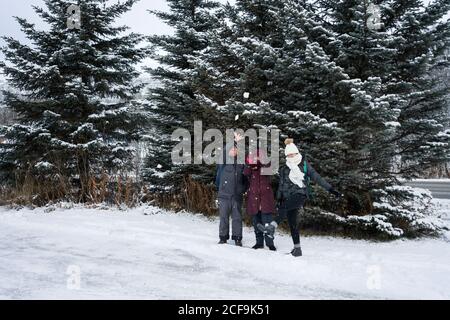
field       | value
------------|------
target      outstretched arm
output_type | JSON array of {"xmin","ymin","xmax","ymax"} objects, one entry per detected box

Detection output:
[
  {"xmin": 306, "ymin": 161, "xmax": 343, "ymax": 198},
  {"xmin": 306, "ymin": 161, "xmax": 332, "ymax": 191}
]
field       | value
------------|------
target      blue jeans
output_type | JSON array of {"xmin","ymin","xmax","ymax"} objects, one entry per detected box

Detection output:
[{"xmin": 252, "ymin": 212, "xmax": 274, "ymax": 246}]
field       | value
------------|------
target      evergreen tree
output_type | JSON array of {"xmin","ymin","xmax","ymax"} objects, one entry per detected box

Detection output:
[
  {"xmin": 301, "ymin": 0, "xmax": 450, "ymax": 237},
  {"xmin": 194, "ymin": 0, "xmax": 450, "ymax": 237},
  {"xmin": 0, "ymin": 0, "xmax": 147, "ymax": 202},
  {"xmin": 190, "ymin": 0, "xmax": 291, "ymax": 190},
  {"xmin": 191, "ymin": 0, "xmax": 301, "ymax": 132},
  {"xmin": 143, "ymin": 0, "xmax": 448, "ymax": 237},
  {"xmin": 266, "ymin": 0, "xmax": 349, "ymax": 192},
  {"xmin": 143, "ymin": 0, "xmax": 221, "ymax": 193},
  {"xmin": 311, "ymin": 0, "xmax": 402, "ymax": 213},
  {"xmin": 383, "ymin": 0, "xmax": 450, "ymax": 178}
]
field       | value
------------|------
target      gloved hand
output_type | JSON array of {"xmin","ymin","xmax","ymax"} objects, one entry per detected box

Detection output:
[
  {"xmin": 257, "ymin": 222, "xmax": 276, "ymax": 239},
  {"xmin": 329, "ymin": 188, "xmax": 343, "ymax": 199}
]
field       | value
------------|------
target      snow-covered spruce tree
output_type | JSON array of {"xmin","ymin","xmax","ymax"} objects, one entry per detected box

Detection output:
[
  {"xmin": 312, "ymin": 0, "xmax": 402, "ymax": 212},
  {"xmin": 192, "ymin": 1, "xmax": 362, "ymax": 211},
  {"xmin": 191, "ymin": 1, "xmax": 350, "ymax": 220},
  {"xmin": 193, "ymin": 0, "xmax": 287, "ymax": 130},
  {"xmin": 143, "ymin": 0, "xmax": 221, "ymax": 195},
  {"xmin": 190, "ymin": 0, "xmax": 293, "ymax": 187},
  {"xmin": 186, "ymin": 0, "xmax": 305, "ymax": 205},
  {"xmin": 0, "ymin": 0, "xmax": 147, "ymax": 203},
  {"xmin": 264, "ymin": 1, "xmax": 349, "ymax": 197},
  {"xmin": 370, "ymin": 0, "xmax": 450, "ymax": 236},
  {"xmin": 383, "ymin": 0, "xmax": 450, "ymax": 178},
  {"xmin": 228, "ymin": 1, "xmax": 393, "ymax": 234},
  {"xmin": 190, "ymin": 0, "xmax": 449, "ymax": 237},
  {"xmin": 295, "ymin": 0, "xmax": 450, "ymax": 238}
]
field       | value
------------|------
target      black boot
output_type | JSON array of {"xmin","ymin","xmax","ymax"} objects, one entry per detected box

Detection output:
[
  {"xmin": 291, "ymin": 246, "xmax": 302, "ymax": 257},
  {"xmin": 268, "ymin": 245, "xmax": 277, "ymax": 251},
  {"xmin": 235, "ymin": 240, "xmax": 243, "ymax": 247},
  {"xmin": 252, "ymin": 243, "xmax": 264, "ymax": 249},
  {"xmin": 218, "ymin": 239, "xmax": 227, "ymax": 244}
]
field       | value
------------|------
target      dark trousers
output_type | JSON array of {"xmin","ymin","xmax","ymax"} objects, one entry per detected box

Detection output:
[
  {"xmin": 218, "ymin": 197, "xmax": 243, "ymax": 241},
  {"xmin": 275, "ymin": 208, "xmax": 300, "ymax": 245},
  {"xmin": 252, "ymin": 212, "xmax": 274, "ymax": 246},
  {"xmin": 275, "ymin": 194, "xmax": 306, "ymax": 245}
]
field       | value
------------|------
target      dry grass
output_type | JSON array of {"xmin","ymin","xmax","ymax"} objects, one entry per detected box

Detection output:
[
  {"xmin": 151, "ymin": 175, "xmax": 217, "ymax": 216},
  {"xmin": 0, "ymin": 171, "xmax": 141, "ymax": 208}
]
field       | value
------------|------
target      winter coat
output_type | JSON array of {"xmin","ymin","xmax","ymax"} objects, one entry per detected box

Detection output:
[
  {"xmin": 243, "ymin": 163, "xmax": 276, "ymax": 215},
  {"xmin": 276, "ymin": 156, "xmax": 332, "ymax": 205},
  {"xmin": 215, "ymin": 143, "xmax": 247, "ymax": 202}
]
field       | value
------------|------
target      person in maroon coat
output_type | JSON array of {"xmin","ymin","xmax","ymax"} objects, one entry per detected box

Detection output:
[{"xmin": 244, "ymin": 149, "xmax": 277, "ymax": 251}]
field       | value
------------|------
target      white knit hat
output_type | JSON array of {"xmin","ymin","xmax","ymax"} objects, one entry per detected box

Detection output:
[{"xmin": 284, "ymin": 138, "xmax": 300, "ymax": 156}]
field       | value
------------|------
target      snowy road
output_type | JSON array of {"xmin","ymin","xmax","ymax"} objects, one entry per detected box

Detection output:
[
  {"xmin": 404, "ymin": 180, "xmax": 450, "ymax": 199},
  {"xmin": 0, "ymin": 201, "xmax": 449, "ymax": 300}
]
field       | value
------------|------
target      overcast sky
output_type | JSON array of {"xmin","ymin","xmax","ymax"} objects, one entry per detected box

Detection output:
[
  {"xmin": 0, "ymin": 0, "xmax": 238, "ymax": 70},
  {"xmin": 0, "ymin": 0, "xmax": 174, "ymax": 39},
  {"xmin": 0, "ymin": 0, "xmax": 172, "ymax": 65}
]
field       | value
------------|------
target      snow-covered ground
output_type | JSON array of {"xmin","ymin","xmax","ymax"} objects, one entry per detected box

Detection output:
[{"xmin": 0, "ymin": 200, "xmax": 449, "ymax": 300}]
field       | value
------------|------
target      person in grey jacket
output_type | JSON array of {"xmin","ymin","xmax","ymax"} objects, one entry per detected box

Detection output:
[
  {"xmin": 215, "ymin": 133, "xmax": 247, "ymax": 246},
  {"xmin": 258, "ymin": 138, "xmax": 342, "ymax": 257}
]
